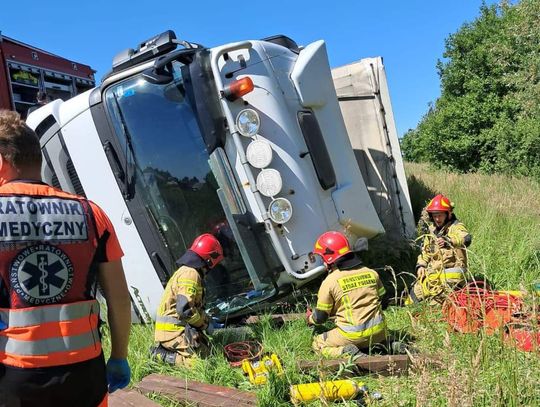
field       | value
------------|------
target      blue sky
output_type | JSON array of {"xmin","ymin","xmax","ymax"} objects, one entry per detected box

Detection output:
[{"xmin": 1, "ymin": 0, "xmax": 495, "ymax": 136}]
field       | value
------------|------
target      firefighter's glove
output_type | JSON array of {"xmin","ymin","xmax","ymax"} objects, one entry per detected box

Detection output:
[
  {"xmin": 106, "ymin": 358, "xmax": 131, "ymax": 393},
  {"xmin": 206, "ymin": 319, "xmax": 224, "ymax": 335}
]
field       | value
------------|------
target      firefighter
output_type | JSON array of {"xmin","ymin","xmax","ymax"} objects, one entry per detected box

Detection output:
[
  {"xmin": 0, "ymin": 110, "xmax": 131, "ymax": 407},
  {"xmin": 152, "ymin": 233, "xmax": 224, "ymax": 366},
  {"xmin": 308, "ymin": 231, "xmax": 387, "ymax": 358},
  {"xmin": 408, "ymin": 194, "xmax": 472, "ymax": 303}
]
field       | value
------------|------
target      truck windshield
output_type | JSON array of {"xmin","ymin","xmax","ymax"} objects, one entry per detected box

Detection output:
[{"xmin": 104, "ymin": 61, "xmax": 275, "ymax": 317}]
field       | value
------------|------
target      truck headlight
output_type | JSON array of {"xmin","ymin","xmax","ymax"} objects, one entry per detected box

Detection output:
[
  {"xmin": 236, "ymin": 108, "xmax": 260, "ymax": 137},
  {"xmin": 256, "ymin": 169, "xmax": 282, "ymax": 197},
  {"xmin": 246, "ymin": 140, "xmax": 273, "ymax": 169},
  {"xmin": 268, "ymin": 198, "xmax": 293, "ymax": 224}
]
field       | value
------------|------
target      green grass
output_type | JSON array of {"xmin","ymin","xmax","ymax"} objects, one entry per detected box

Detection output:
[{"xmin": 102, "ymin": 163, "xmax": 540, "ymax": 406}]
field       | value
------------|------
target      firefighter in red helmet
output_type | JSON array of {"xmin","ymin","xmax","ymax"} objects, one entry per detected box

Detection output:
[
  {"xmin": 307, "ymin": 231, "xmax": 387, "ymax": 358},
  {"xmin": 152, "ymin": 234, "xmax": 224, "ymax": 366},
  {"xmin": 407, "ymin": 194, "xmax": 472, "ymax": 304}
]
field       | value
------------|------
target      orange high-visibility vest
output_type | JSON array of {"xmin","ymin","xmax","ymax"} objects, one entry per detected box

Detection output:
[
  {"xmin": 0, "ymin": 182, "xmax": 107, "ymax": 368},
  {"xmin": 0, "ymin": 299, "xmax": 101, "ymax": 368}
]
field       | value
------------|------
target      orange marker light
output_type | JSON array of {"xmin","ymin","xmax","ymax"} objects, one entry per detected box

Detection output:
[{"xmin": 222, "ymin": 77, "xmax": 254, "ymax": 101}]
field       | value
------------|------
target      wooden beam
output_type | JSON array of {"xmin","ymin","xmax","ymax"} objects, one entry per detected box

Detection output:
[
  {"xmin": 244, "ymin": 313, "xmax": 305, "ymax": 325},
  {"xmin": 109, "ymin": 389, "xmax": 161, "ymax": 407},
  {"xmin": 297, "ymin": 354, "xmax": 410, "ymax": 376},
  {"xmin": 137, "ymin": 374, "xmax": 258, "ymax": 407}
]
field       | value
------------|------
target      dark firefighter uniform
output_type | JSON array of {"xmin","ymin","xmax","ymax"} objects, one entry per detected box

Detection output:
[
  {"xmin": 310, "ymin": 266, "xmax": 387, "ymax": 358},
  {"xmin": 154, "ymin": 265, "xmax": 209, "ymax": 366},
  {"xmin": 0, "ymin": 180, "xmax": 123, "ymax": 407},
  {"xmin": 410, "ymin": 218, "xmax": 471, "ymax": 302}
]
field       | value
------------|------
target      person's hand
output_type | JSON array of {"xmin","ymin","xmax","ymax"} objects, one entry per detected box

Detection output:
[
  {"xmin": 106, "ymin": 358, "xmax": 131, "ymax": 393},
  {"xmin": 416, "ymin": 266, "xmax": 426, "ymax": 279},
  {"xmin": 437, "ymin": 237, "xmax": 448, "ymax": 248},
  {"xmin": 306, "ymin": 308, "xmax": 313, "ymax": 325}
]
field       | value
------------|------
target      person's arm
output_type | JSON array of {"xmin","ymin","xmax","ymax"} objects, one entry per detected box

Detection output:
[
  {"xmin": 447, "ymin": 223, "xmax": 472, "ymax": 248},
  {"xmin": 174, "ymin": 271, "xmax": 208, "ymax": 329},
  {"xmin": 309, "ymin": 278, "xmax": 334, "ymax": 325},
  {"xmin": 416, "ymin": 233, "xmax": 431, "ymax": 274},
  {"xmin": 98, "ymin": 260, "xmax": 131, "ymax": 359}
]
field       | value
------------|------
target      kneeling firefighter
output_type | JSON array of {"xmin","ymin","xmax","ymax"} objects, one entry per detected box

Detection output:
[
  {"xmin": 407, "ymin": 194, "xmax": 472, "ymax": 304},
  {"xmin": 308, "ymin": 231, "xmax": 387, "ymax": 358},
  {"xmin": 152, "ymin": 234, "xmax": 224, "ymax": 366}
]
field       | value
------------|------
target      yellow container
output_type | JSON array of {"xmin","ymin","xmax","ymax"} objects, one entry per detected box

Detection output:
[
  {"xmin": 290, "ymin": 379, "xmax": 364, "ymax": 404},
  {"xmin": 241, "ymin": 354, "xmax": 283, "ymax": 385}
]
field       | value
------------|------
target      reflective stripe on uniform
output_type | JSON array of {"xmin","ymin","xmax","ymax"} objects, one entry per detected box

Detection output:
[
  {"xmin": 0, "ymin": 300, "xmax": 100, "ymax": 328},
  {"xmin": 175, "ymin": 279, "xmax": 202, "ymax": 292},
  {"xmin": 155, "ymin": 322, "xmax": 186, "ymax": 332},
  {"xmin": 443, "ymin": 267, "xmax": 465, "ymax": 280},
  {"xmin": 337, "ymin": 314, "xmax": 386, "ymax": 340},
  {"xmin": 0, "ymin": 327, "xmax": 100, "ymax": 355},
  {"xmin": 316, "ymin": 302, "xmax": 333, "ymax": 312},
  {"xmin": 426, "ymin": 267, "xmax": 465, "ymax": 282},
  {"xmin": 155, "ymin": 315, "xmax": 186, "ymax": 332},
  {"xmin": 338, "ymin": 314, "xmax": 384, "ymax": 333},
  {"xmin": 0, "ymin": 300, "xmax": 101, "ymax": 368},
  {"xmin": 341, "ymin": 295, "xmax": 355, "ymax": 325},
  {"xmin": 378, "ymin": 286, "xmax": 386, "ymax": 297}
]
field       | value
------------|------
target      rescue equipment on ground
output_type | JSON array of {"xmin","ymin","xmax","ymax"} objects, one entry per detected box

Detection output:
[
  {"xmin": 504, "ymin": 321, "xmax": 540, "ymax": 352},
  {"xmin": 223, "ymin": 341, "xmax": 262, "ymax": 367},
  {"xmin": 241, "ymin": 353, "xmax": 284, "ymax": 385},
  {"xmin": 443, "ymin": 281, "xmax": 524, "ymax": 334},
  {"xmin": 290, "ymin": 379, "xmax": 366, "ymax": 404}
]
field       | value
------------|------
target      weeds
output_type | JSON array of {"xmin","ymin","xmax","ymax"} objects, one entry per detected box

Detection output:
[{"xmin": 101, "ymin": 163, "xmax": 539, "ymax": 406}]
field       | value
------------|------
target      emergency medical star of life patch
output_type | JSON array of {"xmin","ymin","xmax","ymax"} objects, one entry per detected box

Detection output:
[
  {"xmin": 10, "ymin": 244, "xmax": 74, "ymax": 304},
  {"xmin": 0, "ymin": 196, "xmax": 88, "ymax": 243}
]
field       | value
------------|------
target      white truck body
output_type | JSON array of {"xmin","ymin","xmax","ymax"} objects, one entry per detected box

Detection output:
[{"xmin": 26, "ymin": 32, "xmax": 412, "ymax": 321}]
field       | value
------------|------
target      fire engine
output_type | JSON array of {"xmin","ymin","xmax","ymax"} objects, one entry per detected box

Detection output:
[
  {"xmin": 0, "ymin": 33, "xmax": 95, "ymax": 118},
  {"xmin": 26, "ymin": 31, "xmax": 413, "ymax": 322}
]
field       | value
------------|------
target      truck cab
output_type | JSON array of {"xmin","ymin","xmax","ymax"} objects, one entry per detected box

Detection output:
[{"xmin": 27, "ymin": 31, "xmax": 408, "ymax": 322}]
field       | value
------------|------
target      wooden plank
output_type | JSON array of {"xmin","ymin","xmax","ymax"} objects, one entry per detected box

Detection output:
[
  {"xmin": 297, "ymin": 354, "xmax": 410, "ymax": 376},
  {"xmin": 109, "ymin": 389, "xmax": 161, "ymax": 407},
  {"xmin": 244, "ymin": 313, "xmax": 336, "ymax": 325},
  {"xmin": 244, "ymin": 313, "xmax": 305, "ymax": 325},
  {"xmin": 137, "ymin": 374, "xmax": 257, "ymax": 407}
]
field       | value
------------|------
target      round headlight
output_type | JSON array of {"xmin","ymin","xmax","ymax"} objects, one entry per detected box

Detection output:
[
  {"xmin": 246, "ymin": 140, "xmax": 273, "ymax": 169},
  {"xmin": 268, "ymin": 198, "xmax": 293, "ymax": 224},
  {"xmin": 236, "ymin": 108, "xmax": 260, "ymax": 137},
  {"xmin": 256, "ymin": 169, "xmax": 282, "ymax": 197}
]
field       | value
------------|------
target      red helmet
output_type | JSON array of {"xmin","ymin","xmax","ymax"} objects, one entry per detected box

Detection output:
[
  {"xmin": 313, "ymin": 231, "xmax": 351, "ymax": 266},
  {"xmin": 426, "ymin": 194, "xmax": 453, "ymax": 214},
  {"xmin": 190, "ymin": 233, "xmax": 224, "ymax": 269}
]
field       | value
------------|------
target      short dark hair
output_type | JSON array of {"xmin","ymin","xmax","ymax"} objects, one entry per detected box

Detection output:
[{"xmin": 0, "ymin": 110, "xmax": 42, "ymax": 171}]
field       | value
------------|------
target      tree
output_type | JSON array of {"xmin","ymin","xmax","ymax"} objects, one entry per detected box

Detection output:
[{"xmin": 401, "ymin": 0, "xmax": 540, "ymax": 179}]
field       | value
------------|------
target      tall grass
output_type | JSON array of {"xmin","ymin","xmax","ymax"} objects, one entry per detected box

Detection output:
[
  {"xmin": 407, "ymin": 163, "xmax": 540, "ymax": 288},
  {"xmin": 102, "ymin": 163, "xmax": 540, "ymax": 406}
]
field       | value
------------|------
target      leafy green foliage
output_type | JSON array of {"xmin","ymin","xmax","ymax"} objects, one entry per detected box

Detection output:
[{"xmin": 401, "ymin": 0, "xmax": 540, "ymax": 179}]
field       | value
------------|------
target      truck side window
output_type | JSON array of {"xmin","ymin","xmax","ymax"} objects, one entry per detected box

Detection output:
[{"xmin": 297, "ymin": 111, "xmax": 336, "ymax": 190}]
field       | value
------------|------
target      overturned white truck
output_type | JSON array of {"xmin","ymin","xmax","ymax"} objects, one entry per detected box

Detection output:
[{"xmin": 26, "ymin": 31, "xmax": 413, "ymax": 322}]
